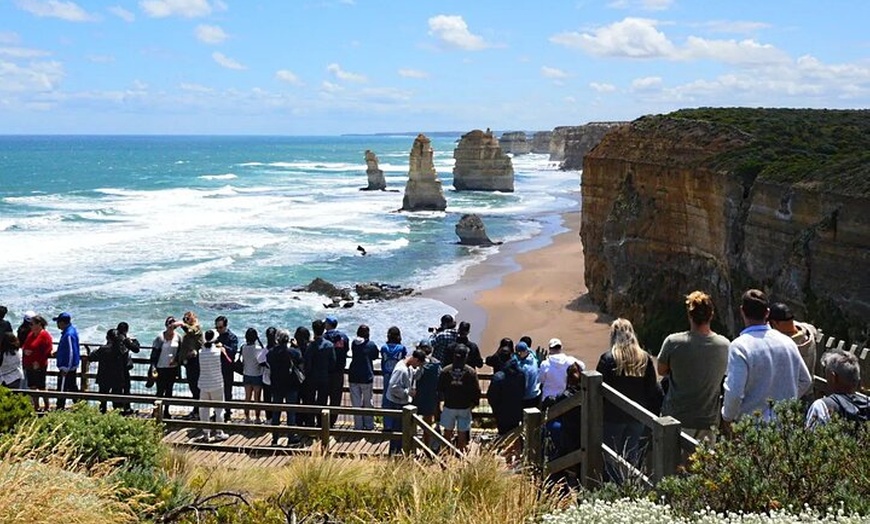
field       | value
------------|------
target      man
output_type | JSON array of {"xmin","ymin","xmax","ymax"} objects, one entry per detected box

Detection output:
[
  {"xmin": 768, "ymin": 302, "xmax": 819, "ymax": 378},
  {"xmin": 658, "ymin": 291, "xmax": 730, "ymax": 442},
  {"xmin": 515, "ymin": 342, "xmax": 541, "ymax": 408},
  {"xmin": 323, "ymin": 315, "xmax": 349, "ymax": 426},
  {"xmin": 214, "ymin": 315, "xmax": 239, "ymax": 421},
  {"xmin": 0, "ymin": 306, "xmax": 12, "ymax": 335},
  {"xmin": 721, "ymin": 289, "xmax": 813, "ymax": 429},
  {"xmin": 116, "ymin": 321, "xmax": 140, "ymax": 414},
  {"xmin": 52, "ymin": 312, "xmax": 81, "ymax": 410},
  {"xmin": 443, "ymin": 321, "xmax": 484, "ymax": 369},
  {"xmin": 430, "ymin": 314, "xmax": 459, "ymax": 363},
  {"xmin": 486, "ymin": 354, "xmax": 525, "ymax": 436},
  {"xmin": 303, "ymin": 319, "xmax": 335, "ymax": 427},
  {"xmin": 806, "ymin": 350, "xmax": 869, "ymax": 428},
  {"xmin": 385, "ymin": 348, "xmax": 425, "ymax": 454},
  {"xmin": 538, "ymin": 338, "xmax": 584, "ymax": 401},
  {"xmin": 437, "ymin": 344, "xmax": 481, "ymax": 452}
]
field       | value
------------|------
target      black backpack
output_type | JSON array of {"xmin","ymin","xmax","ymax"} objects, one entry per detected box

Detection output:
[{"xmin": 823, "ymin": 393, "xmax": 870, "ymax": 424}]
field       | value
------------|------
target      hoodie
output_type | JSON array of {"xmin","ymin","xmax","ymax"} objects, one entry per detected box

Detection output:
[{"xmin": 792, "ymin": 322, "xmax": 818, "ymax": 376}]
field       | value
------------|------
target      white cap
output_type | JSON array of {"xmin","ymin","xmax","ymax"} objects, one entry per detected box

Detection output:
[
  {"xmin": 548, "ymin": 338, "xmax": 562, "ymax": 349},
  {"xmin": 24, "ymin": 310, "xmax": 37, "ymax": 322}
]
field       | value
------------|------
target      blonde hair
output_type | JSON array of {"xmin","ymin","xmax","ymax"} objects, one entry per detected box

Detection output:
[
  {"xmin": 609, "ymin": 318, "xmax": 647, "ymax": 377},
  {"xmin": 685, "ymin": 290, "xmax": 714, "ymax": 325}
]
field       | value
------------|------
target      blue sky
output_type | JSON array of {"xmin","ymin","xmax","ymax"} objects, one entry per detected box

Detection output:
[{"xmin": 1, "ymin": 0, "xmax": 867, "ymax": 134}]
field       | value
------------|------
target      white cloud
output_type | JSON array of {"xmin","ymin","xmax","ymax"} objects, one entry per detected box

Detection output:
[
  {"xmin": 428, "ymin": 15, "xmax": 490, "ymax": 51},
  {"xmin": 140, "ymin": 0, "xmax": 218, "ymax": 18},
  {"xmin": 275, "ymin": 69, "xmax": 303, "ymax": 85},
  {"xmin": 700, "ymin": 20, "xmax": 771, "ymax": 34},
  {"xmin": 211, "ymin": 52, "xmax": 245, "ymax": 70},
  {"xmin": 398, "ymin": 68, "xmax": 429, "ymax": 79},
  {"xmin": 15, "ymin": 0, "xmax": 97, "ymax": 22},
  {"xmin": 0, "ymin": 33, "xmax": 20, "ymax": 45},
  {"xmin": 195, "ymin": 24, "xmax": 228, "ymax": 45},
  {"xmin": 326, "ymin": 63, "xmax": 367, "ymax": 83},
  {"xmin": 541, "ymin": 66, "xmax": 568, "ymax": 79},
  {"xmin": 683, "ymin": 36, "xmax": 788, "ymax": 65},
  {"xmin": 631, "ymin": 76, "xmax": 662, "ymax": 90},
  {"xmin": 0, "ymin": 46, "xmax": 50, "ymax": 58},
  {"xmin": 180, "ymin": 82, "xmax": 214, "ymax": 93},
  {"xmin": 607, "ymin": 0, "xmax": 673, "ymax": 11},
  {"xmin": 589, "ymin": 82, "xmax": 617, "ymax": 93},
  {"xmin": 551, "ymin": 17, "xmax": 675, "ymax": 58},
  {"xmin": 321, "ymin": 81, "xmax": 342, "ymax": 94},
  {"xmin": 108, "ymin": 5, "xmax": 135, "ymax": 22},
  {"xmin": 0, "ymin": 59, "xmax": 64, "ymax": 92}
]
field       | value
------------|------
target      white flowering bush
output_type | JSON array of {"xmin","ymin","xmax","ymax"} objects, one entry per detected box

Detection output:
[{"xmin": 541, "ymin": 498, "xmax": 867, "ymax": 524}]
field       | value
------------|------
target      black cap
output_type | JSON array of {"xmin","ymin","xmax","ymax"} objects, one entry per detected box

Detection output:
[{"xmin": 769, "ymin": 302, "xmax": 794, "ymax": 321}]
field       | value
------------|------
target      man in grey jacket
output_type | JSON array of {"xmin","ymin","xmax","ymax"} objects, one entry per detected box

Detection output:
[{"xmin": 385, "ymin": 349, "xmax": 425, "ymax": 454}]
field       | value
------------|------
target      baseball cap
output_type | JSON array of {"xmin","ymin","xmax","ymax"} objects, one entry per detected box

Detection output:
[
  {"xmin": 516, "ymin": 341, "xmax": 530, "ymax": 353},
  {"xmin": 548, "ymin": 338, "xmax": 562, "ymax": 349},
  {"xmin": 324, "ymin": 315, "xmax": 338, "ymax": 326},
  {"xmin": 440, "ymin": 314, "xmax": 456, "ymax": 328},
  {"xmin": 416, "ymin": 338, "xmax": 431, "ymax": 348},
  {"xmin": 52, "ymin": 312, "xmax": 71, "ymax": 322},
  {"xmin": 23, "ymin": 310, "xmax": 36, "ymax": 322},
  {"xmin": 768, "ymin": 302, "xmax": 794, "ymax": 321}
]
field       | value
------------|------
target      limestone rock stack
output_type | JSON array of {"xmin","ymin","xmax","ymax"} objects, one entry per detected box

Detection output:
[
  {"xmin": 549, "ymin": 126, "xmax": 572, "ymax": 162},
  {"xmin": 455, "ymin": 214, "xmax": 497, "ymax": 246},
  {"xmin": 362, "ymin": 149, "xmax": 386, "ymax": 191},
  {"xmin": 531, "ymin": 131, "xmax": 552, "ymax": 154},
  {"xmin": 560, "ymin": 122, "xmax": 627, "ymax": 170},
  {"xmin": 499, "ymin": 131, "xmax": 531, "ymax": 155},
  {"xmin": 401, "ymin": 134, "xmax": 447, "ymax": 211},
  {"xmin": 452, "ymin": 129, "xmax": 514, "ymax": 192}
]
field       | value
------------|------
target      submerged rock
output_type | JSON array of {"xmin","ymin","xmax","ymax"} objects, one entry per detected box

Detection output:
[
  {"xmin": 455, "ymin": 214, "xmax": 500, "ymax": 246},
  {"xmin": 294, "ymin": 277, "xmax": 353, "ymax": 302},
  {"xmin": 354, "ymin": 282, "xmax": 415, "ymax": 301},
  {"xmin": 401, "ymin": 134, "xmax": 447, "ymax": 211},
  {"xmin": 361, "ymin": 149, "xmax": 386, "ymax": 191}
]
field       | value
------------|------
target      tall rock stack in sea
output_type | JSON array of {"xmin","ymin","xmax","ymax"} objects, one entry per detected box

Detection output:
[
  {"xmin": 531, "ymin": 131, "xmax": 552, "ymax": 154},
  {"xmin": 401, "ymin": 134, "xmax": 447, "ymax": 211},
  {"xmin": 499, "ymin": 131, "xmax": 531, "ymax": 155},
  {"xmin": 362, "ymin": 149, "xmax": 386, "ymax": 190},
  {"xmin": 452, "ymin": 129, "xmax": 514, "ymax": 192},
  {"xmin": 549, "ymin": 126, "xmax": 572, "ymax": 162}
]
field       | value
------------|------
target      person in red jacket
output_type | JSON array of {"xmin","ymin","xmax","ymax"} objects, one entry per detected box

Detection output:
[{"xmin": 21, "ymin": 315, "xmax": 52, "ymax": 411}]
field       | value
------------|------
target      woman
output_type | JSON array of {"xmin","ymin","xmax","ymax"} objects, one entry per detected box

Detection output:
[
  {"xmin": 21, "ymin": 315, "xmax": 52, "ymax": 411},
  {"xmin": 412, "ymin": 339, "xmax": 441, "ymax": 445},
  {"xmin": 379, "ymin": 326, "xmax": 407, "ymax": 406},
  {"xmin": 198, "ymin": 329, "xmax": 229, "ymax": 442},
  {"xmin": 485, "ymin": 337, "xmax": 514, "ymax": 373},
  {"xmin": 596, "ymin": 318, "xmax": 662, "ymax": 483},
  {"xmin": 150, "ymin": 316, "xmax": 180, "ymax": 419},
  {"xmin": 348, "ymin": 324, "xmax": 379, "ymax": 430},
  {"xmin": 241, "ymin": 327, "xmax": 264, "ymax": 423},
  {"xmin": 267, "ymin": 328, "xmax": 304, "ymax": 446},
  {"xmin": 89, "ymin": 328, "xmax": 127, "ymax": 413},
  {"xmin": 173, "ymin": 311, "xmax": 203, "ymax": 419},
  {"xmin": 292, "ymin": 326, "xmax": 313, "ymax": 427},
  {"xmin": 0, "ymin": 332, "xmax": 23, "ymax": 389}
]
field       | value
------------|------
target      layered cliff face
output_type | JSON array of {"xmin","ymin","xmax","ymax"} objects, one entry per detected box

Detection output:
[
  {"xmin": 453, "ymin": 129, "xmax": 514, "ymax": 192},
  {"xmin": 560, "ymin": 122, "xmax": 627, "ymax": 171},
  {"xmin": 548, "ymin": 126, "xmax": 571, "ymax": 161},
  {"xmin": 402, "ymin": 134, "xmax": 447, "ymax": 211},
  {"xmin": 499, "ymin": 131, "xmax": 531, "ymax": 155},
  {"xmin": 531, "ymin": 131, "xmax": 552, "ymax": 154},
  {"xmin": 581, "ymin": 110, "xmax": 870, "ymax": 347}
]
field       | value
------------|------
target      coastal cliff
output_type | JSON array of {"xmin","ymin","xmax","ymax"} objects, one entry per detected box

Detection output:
[
  {"xmin": 560, "ymin": 122, "xmax": 627, "ymax": 171},
  {"xmin": 581, "ymin": 108, "xmax": 870, "ymax": 347}
]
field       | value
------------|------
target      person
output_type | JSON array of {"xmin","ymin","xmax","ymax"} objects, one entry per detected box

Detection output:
[
  {"xmin": 21, "ymin": 315, "xmax": 51, "ymax": 410},
  {"xmin": 258, "ymin": 326, "xmax": 278, "ymax": 423},
  {"xmin": 0, "ymin": 332, "xmax": 23, "ymax": 389},
  {"xmin": 539, "ymin": 338, "xmax": 584, "ymax": 402},
  {"xmin": 806, "ymin": 350, "xmax": 869, "ymax": 428},
  {"xmin": 89, "ymin": 328, "xmax": 128, "ymax": 413},
  {"xmin": 597, "ymin": 318, "xmax": 662, "ymax": 483},
  {"xmin": 437, "ymin": 344, "xmax": 481, "ymax": 452},
  {"xmin": 214, "ymin": 315, "xmax": 239, "ymax": 421},
  {"xmin": 769, "ymin": 302, "xmax": 820, "ymax": 378},
  {"xmin": 657, "ymin": 291, "xmax": 730, "ymax": 442},
  {"xmin": 430, "ymin": 314, "xmax": 459, "ymax": 363},
  {"xmin": 385, "ymin": 349, "xmax": 425, "ymax": 454},
  {"xmin": 292, "ymin": 326, "xmax": 312, "ymax": 426},
  {"xmin": 268, "ymin": 328, "xmax": 304, "ymax": 446},
  {"xmin": 173, "ymin": 311, "xmax": 203, "ymax": 419},
  {"xmin": 486, "ymin": 353, "xmax": 525, "ymax": 436},
  {"xmin": 0, "ymin": 306, "xmax": 12, "ymax": 335},
  {"xmin": 150, "ymin": 316, "xmax": 180, "ymax": 419},
  {"xmin": 304, "ymin": 319, "xmax": 335, "ymax": 427},
  {"xmin": 197, "ymin": 329, "xmax": 229, "ymax": 442},
  {"xmin": 544, "ymin": 362, "xmax": 584, "ymax": 486},
  {"xmin": 348, "ymin": 324, "xmax": 379, "ymax": 430},
  {"xmin": 240, "ymin": 327, "xmax": 264, "ymax": 423},
  {"xmin": 53, "ymin": 312, "xmax": 81, "ymax": 410},
  {"xmin": 522, "ymin": 335, "xmax": 547, "ymax": 364},
  {"xmin": 323, "ymin": 315, "xmax": 349, "ymax": 426},
  {"xmin": 485, "ymin": 337, "xmax": 514, "ymax": 373},
  {"xmin": 115, "ymin": 321, "xmax": 140, "ymax": 414},
  {"xmin": 412, "ymin": 339, "xmax": 441, "ymax": 446},
  {"xmin": 721, "ymin": 289, "xmax": 813, "ymax": 430},
  {"xmin": 17, "ymin": 311, "xmax": 36, "ymax": 355},
  {"xmin": 380, "ymin": 326, "xmax": 407, "ymax": 404},
  {"xmin": 515, "ymin": 342, "xmax": 541, "ymax": 408},
  {"xmin": 441, "ymin": 321, "xmax": 484, "ymax": 369}
]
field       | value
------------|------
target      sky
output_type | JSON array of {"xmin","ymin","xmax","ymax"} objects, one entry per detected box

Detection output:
[{"xmin": 0, "ymin": 0, "xmax": 868, "ymax": 135}]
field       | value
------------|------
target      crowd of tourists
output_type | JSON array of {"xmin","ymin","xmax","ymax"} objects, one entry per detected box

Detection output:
[{"xmin": 0, "ymin": 288, "xmax": 866, "ymax": 468}]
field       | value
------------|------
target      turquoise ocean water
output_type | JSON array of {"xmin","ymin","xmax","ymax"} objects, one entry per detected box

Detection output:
[{"xmin": 0, "ymin": 135, "xmax": 579, "ymax": 347}]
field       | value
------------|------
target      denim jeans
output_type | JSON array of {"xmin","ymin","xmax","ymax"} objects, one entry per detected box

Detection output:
[
  {"xmin": 603, "ymin": 420, "xmax": 647, "ymax": 483},
  {"xmin": 349, "ymin": 382, "xmax": 374, "ymax": 430},
  {"xmin": 271, "ymin": 387, "xmax": 300, "ymax": 443}
]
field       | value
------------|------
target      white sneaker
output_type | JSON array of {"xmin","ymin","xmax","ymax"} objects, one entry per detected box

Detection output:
[{"xmin": 214, "ymin": 431, "xmax": 229, "ymax": 442}]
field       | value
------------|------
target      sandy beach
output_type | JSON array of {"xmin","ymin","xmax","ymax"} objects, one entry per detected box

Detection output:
[{"xmin": 425, "ymin": 211, "xmax": 613, "ymax": 369}]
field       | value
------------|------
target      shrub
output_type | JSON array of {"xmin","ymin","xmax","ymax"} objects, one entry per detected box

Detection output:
[
  {"xmin": 0, "ymin": 385, "xmax": 34, "ymax": 433},
  {"xmin": 658, "ymin": 401, "xmax": 870, "ymax": 516}
]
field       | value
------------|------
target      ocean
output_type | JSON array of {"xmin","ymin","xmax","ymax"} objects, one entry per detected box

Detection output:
[{"xmin": 0, "ymin": 135, "xmax": 579, "ymax": 347}]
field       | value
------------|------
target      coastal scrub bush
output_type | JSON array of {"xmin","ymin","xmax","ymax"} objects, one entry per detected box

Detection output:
[
  {"xmin": 658, "ymin": 400, "xmax": 870, "ymax": 517},
  {"xmin": 0, "ymin": 385, "xmax": 34, "ymax": 433}
]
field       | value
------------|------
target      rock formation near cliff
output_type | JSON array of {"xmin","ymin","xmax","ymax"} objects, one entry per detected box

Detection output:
[
  {"xmin": 581, "ymin": 108, "xmax": 870, "ymax": 348},
  {"xmin": 531, "ymin": 131, "xmax": 552, "ymax": 154},
  {"xmin": 361, "ymin": 149, "xmax": 386, "ymax": 191},
  {"xmin": 455, "ymin": 214, "xmax": 499, "ymax": 246},
  {"xmin": 548, "ymin": 126, "xmax": 571, "ymax": 162},
  {"xmin": 401, "ymin": 133, "xmax": 447, "ymax": 211},
  {"xmin": 560, "ymin": 122, "xmax": 627, "ymax": 171},
  {"xmin": 453, "ymin": 129, "xmax": 514, "ymax": 192},
  {"xmin": 499, "ymin": 131, "xmax": 531, "ymax": 155}
]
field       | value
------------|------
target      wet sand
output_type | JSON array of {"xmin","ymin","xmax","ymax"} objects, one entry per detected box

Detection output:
[{"xmin": 423, "ymin": 211, "xmax": 613, "ymax": 369}]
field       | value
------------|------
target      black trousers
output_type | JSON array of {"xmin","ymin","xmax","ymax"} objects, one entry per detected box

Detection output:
[
  {"xmin": 156, "ymin": 367, "xmax": 177, "ymax": 416},
  {"xmin": 98, "ymin": 382, "xmax": 123, "ymax": 413},
  {"xmin": 56, "ymin": 369, "xmax": 78, "ymax": 409},
  {"xmin": 221, "ymin": 364, "xmax": 235, "ymax": 420},
  {"xmin": 328, "ymin": 372, "xmax": 344, "ymax": 426},
  {"xmin": 184, "ymin": 358, "xmax": 200, "ymax": 403}
]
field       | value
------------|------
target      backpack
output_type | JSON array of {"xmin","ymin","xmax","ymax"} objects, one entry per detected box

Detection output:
[{"xmin": 823, "ymin": 392, "xmax": 870, "ymax": 424}]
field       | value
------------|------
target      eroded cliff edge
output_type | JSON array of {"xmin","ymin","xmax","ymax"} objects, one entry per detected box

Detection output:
[{"xmin": 581, "ymin": 108, "xmax": 870, "ymax": 347}]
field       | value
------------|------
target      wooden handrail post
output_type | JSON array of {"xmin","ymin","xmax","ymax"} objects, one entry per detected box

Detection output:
[
  {"xmin": 402, "ymin": 405, "xmax": 418, "ymax": 456},
  {"xmin": 154, "ymin": 400, "xmax": 164, "ymax": 424},
  {"xmin": 80, "ymin": 355, "xmax": 90, "ymax": 392},
  {"xmin": 652, "ymin": 416, "xmax": 681, "ymax": 483},
  {"xmin": 580, "ymin": 370, "xmax": 604, "ymax": 488},
  {"xmin": 521, "ymin": 407, "xmax": 543, "ymax": 472},
  {"xmin": 320, "ymin": 409, "xmax": 331, "ymax": 455}
]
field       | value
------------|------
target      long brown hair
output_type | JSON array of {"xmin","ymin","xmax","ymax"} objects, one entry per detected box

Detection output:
[{"xmin": 609, "ymin": 318, "xmax": 647, "ymax": 377}]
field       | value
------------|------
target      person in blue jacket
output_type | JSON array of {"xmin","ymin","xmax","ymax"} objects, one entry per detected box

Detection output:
[{"xmin": 52, "ymin": 311, "xmax": 80, "ymax": 410}]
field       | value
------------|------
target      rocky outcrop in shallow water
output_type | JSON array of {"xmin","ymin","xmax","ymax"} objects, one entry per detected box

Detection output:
[
  {"xmin": 401, "ymin": 134, "xmax": 447, "ymax": 211},
  {"xmin": 361, "ymin": 149, "xmax": 386, "ymax": 191},
  {"xmin": 455, "ymin": 214, "xmax": 499, "ymax": 246},
  {"xmin": 453, "ymin": 129, "xmax": 514, "ymax": 192}
]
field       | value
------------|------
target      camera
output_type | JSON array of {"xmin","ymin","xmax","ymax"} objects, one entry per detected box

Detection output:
[{"xmin": 428, "ymin": 326, "xmax": 436, "ymax": 333}]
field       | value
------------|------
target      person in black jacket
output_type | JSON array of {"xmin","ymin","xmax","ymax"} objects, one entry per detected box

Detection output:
[
  {"xmin": 267, "ymin": 328, "xmax": 304, "ymax": 446},
  {"xmin": 90, "ymin": 329, "xmax": 128, "ymax": 413},
  {"xmin": 486, "ymin": 356, "xmax": 526, "ymax": 436},
  {"xmin": 116, "ymin": 321, "xmax": 140, "ymax": 414},
  {"xmin": 485, "ymin": 338, "xmax": 514, "ymax": 373},
  {"xmin": 304, "ymin": 319, "xmax": 335, "ymax": 427}
]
